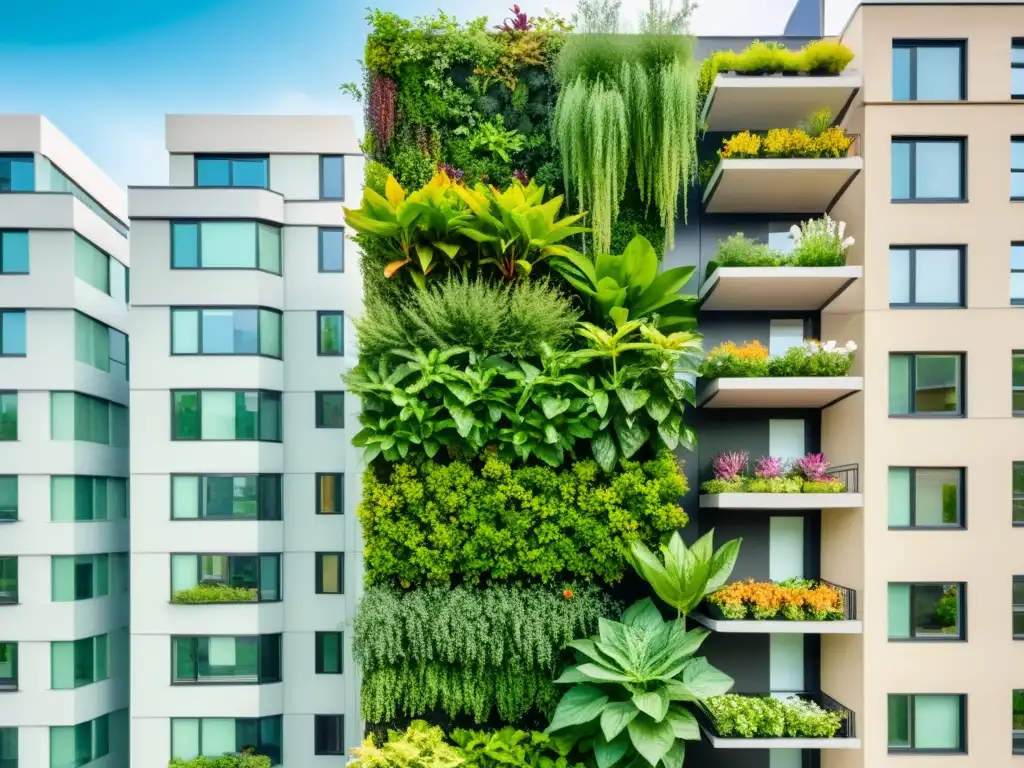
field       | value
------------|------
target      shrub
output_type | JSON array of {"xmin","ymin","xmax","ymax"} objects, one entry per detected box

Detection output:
[
  {"xmin": 701, "ymin": 452, "xmax": 847, "ymax": 494},
  {"xmin": 708, "ymin": 233, "xmax": 781, "ymax": 275},
  {"xmin": 355, "ymin": 584, "xmax": 620, "ymax": 723},
  {"xmin": 800, "ymin": 39, "xmax": 855, "ymax": 74},
  {"xmin": 706, "ymin": 694, "xmax": 845, "ymax": 738},
  {"xmin": 698, "ymin": 340, "xmax": 770, "ymax": 378},
  {"xmin": 719, "ymin": 130, "xmax": 761, "ymax": 159},
  {"xmin": 716, "ymin": 125, "xmax": 853, "ymax": 161},
  {"xmin": 358, "ymin": 453, "xmax": 689, "ymax": 587},
  {"xmin": 707, "ymin": 579, "xmax": 845, "ymax": 621},
  {"xmin": 349, "ymin": 721, "xmax": 464, "ymax": 768},
  {"xmin": 169, "ymin": 755, "xmax": 270, "ymax": 768},
  {"xmin": 789, "ymin": 214, "xmax": 855, "ymax": 266},
  {"xmin": 700, "ymin": 339, "xmax": 855, "ymax": 379},
  {"xmin": 171, "ymin": 584, "xmax": 256, "ymax": 604}
]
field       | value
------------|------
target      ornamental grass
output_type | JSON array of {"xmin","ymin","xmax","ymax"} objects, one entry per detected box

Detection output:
[{"xmin": 708, "ymin": 578, "xmax": 845, "ymax": 621}]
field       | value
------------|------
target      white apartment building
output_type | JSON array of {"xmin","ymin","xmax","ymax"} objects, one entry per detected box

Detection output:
[
  {"xmin": 0, "ymin": 115, "xmax": 131, "ymax": 767},
  {"xmin": 128, "ymin": 115, "xmax": 364, "ymax": 767}
]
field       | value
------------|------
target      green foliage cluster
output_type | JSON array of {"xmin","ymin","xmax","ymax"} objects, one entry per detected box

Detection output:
[
  {"xmin": 169, "ymin": 756, "xmax": 269, "ymax": 768},
  {"xmin": 705, "ymin": 694, "xmax": 845, "ymax": 739},
  {"xmin": 170, "ymin": 584, "xmax": 255, "ymax": 604},
  {"xmin": 355, "ymin": 584, "xmax": 620, "ymax": 723},
  {"xmin": 358, "ymin": 453, "xmax": 689, "ymax": 588},
  {"xmin": 700, "ymin": 476, "xmax": 845, "ymax": 494},
  {"xmin": 698, "ymin": 340, "xmax": 855, "ymax": 379}
]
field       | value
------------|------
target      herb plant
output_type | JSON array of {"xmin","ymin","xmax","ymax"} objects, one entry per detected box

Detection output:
[{"xmin": 705, "ymin": 694, "xmax": 845, "ymax": 739}]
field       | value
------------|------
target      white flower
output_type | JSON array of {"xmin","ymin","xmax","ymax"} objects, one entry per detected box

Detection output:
[
  {"xmin": 845, "ymin": 340, "xmax": 858, "ymax": 352},
  {"xmin": 823, "ymin": 340, "xmax": 836, "ymax": 351}
]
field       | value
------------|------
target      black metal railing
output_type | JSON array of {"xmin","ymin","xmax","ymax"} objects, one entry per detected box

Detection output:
[
  {"xmin": 828, "ymin": 463, "xmax": 859, "ymax": 493},
  {"xmin": 702, "ymin": 691, "xmax": 857, "ymax": 740},
  {"xmin": 820, "ymin": 580, "xmax": 858, "ymax": 621}
]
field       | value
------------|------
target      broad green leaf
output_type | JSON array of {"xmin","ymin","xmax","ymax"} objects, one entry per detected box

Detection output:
[
  {"xmin": 600, "ymin": 702, "xmax": 639, "ymax": 742},
  {"xmin": 591, "ymin": 430, "xmax": 618, "ymax": 473},
  {"xmin": 448, "ymin": 406, "xmax": 475, "ymax": 438},
  {"xmin": 621, "ymin": 598, "xmax": 664, "ymax": 634},
  {"xmin": 621, "ymin": 235, "xmax": 659, "ymax": 292},
  {"xmin": 633, "ymin": 265, "xmax": 696, "ymax": 314},
  {"xmin": 546, "ymin": 685, "xmax": 609, "ymax": 733},
  {"xmin": 553, "ymin": 667, "xmax": 591, "ymax": 685},
  {"xmin": 608, "ymin": 306, "xmax": 630, "ymax": 327},
  {"xmin": 542, "ymin": 397, "xmax": 571, "ymax": 419},
  {"xmin": 656, "ymin": 412, "xmax": 681, "ymax": 451},
  {"xmin": 659, "ymin": 738, "xmax": 685, "ymax": 768},
  {"xmin": 665, "ymin": 658, "xmax": 734, "ymax": 701},
  {"xmin": 575, "ymin": 663, "xmax": 634, "ymax": 684},
  {"xmin": 645, "ymin": 395, "xmax": 672, "ymax": 423},
  {"xmin": 664, "ymin": 708, "xmax": 700, "ymax": 741},
  {"xmin": 615, "ymin": 388, "xmax": 650, "ymax": 415},
  {"xmin": 592, "ymin": 391, "xmax": 610, "ymax": 418},
  {"xmin": 594, "ymin": 731, "xmax": 631, "ymax": 768},
  {"xmin": 705, "ymin": 536, "xmax": 742, "ymax": 594},
  {"xmin": 613, "ymin": 414, "xmax": 649, "ymax": 459},
  {"xmin": 633, "ymin": 688, "xmax": 670, "ymax": 723},
  {"xmin": 534, "ymin": 442, "xmax": 563, "ymax": 467},
  {"xmin": 626, "ymin": 714, "xmax": 675, "ymax": 766}
]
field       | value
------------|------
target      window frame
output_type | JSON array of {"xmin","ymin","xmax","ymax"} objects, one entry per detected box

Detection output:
[
  {"xmin": 170, "ymin": 474, "xmax": 283, "ymax": 521},
  {"xmin": 169, "ymin": 715, "xmax": 283, "ymax": 765},
  {"xmin": 0, "ymin": 310, "xmax": 26, "ymax": 357},
  {"xmin": 170, "ymin": 389, "xmax": 283, "ymax": 442},
  {"xmin": 315, "ymin": 392, "xmax": 345, "ymax": 429},
  {"xmin": 0, "ymin": 556, "xmax": 16, "ymax": 604},
  {"xmin": 892, "ymin": 39, "xmax": 967, "ymax": 101},
  {"xmin": 170, "ymin": 633, "xmax": 282, "ymax": 685},
  {"xmin": 887, "ymin": 693, "xmax": 967, "ymax": 753},
  {"xmin": 888, "ymin": 245, "xmax": 965, "ymax": 308},
  {"xmin": 0, "ymin": 476, "xmax": 16, "ymax": 522},
  {"xmin": 888, "ymin": 582, "xmax": 965, "ymax": 641},
  {"xmin": 314, "ymin": 631, "xmax": 343, "ymax": 675},
  {"xmin": 891, "ymin": 137, "xmax": 967, "ymax": 203},
  {"xmin": 1014, "ymin": 39, "xmax": 1024, "ymax": 99},
  {"xmin": 50, "ymin": 633, "xmax": 108, "ymax": 690},
  {"xmin": 0, "ymin": 641, "xmax": 17, "ymax": 691},
  {"xmin": 169, "ymin": 553, "xmax": 282, "ymax": 603},
  {"xmin": 169, "ymin": 220, "xmax": 283, "ymax": 275},
  {"xmin": 315, "ymin": 473, "xmax": 344, "ymax": 516},
  {"xmin": 318, "ymin": 227, "xmax": 345, "ymax": 272},
  {"xmin": 169, "ymin": 306, "xmax": 283, "ymax": 359},
  {"xmin": 1013, "ymin": 137, "xmax": 1024, "ymax": 201},
  {"xmin": 51, "ymin": 554, "xmax": 109, "ymax": 602},
  {"xmin": 0, "ymin": 392, "xmax": 16, "ymax": 442},
  {"xmin": 314, "ymin": 714, "xmax": 345, "ymax": 756},
  {"xmin": 1013, "ymin": 242, "xmax": 1024, "ymax": 306},
  {"xmin": 74, "ymin": 311, "xmax": 128, "ymax": 378},
  {"xmin": 319, "ymin": 155, "xmax": 345, "ymax": 201},
  {"xmin": 0, "ymin": 153, "xmax": 34, "ymax": 193},
  {"xmin": 315, "ymin": 553, "xmax": 344, "ymax": 595},
  {"xmin": 193, "ymin": 155, "xmax": 270, "ymax": 189},
  {"xmin": 888, "ymin": 467, "xmax": 965, "ymax": 529},
  {"xmin": 50, "ymin": 476, "xmax": 128, "ymax": 522},
  {"xmin": 1015, "ymin": 463, "xmax": 1024, "ymax": 527},
  {"xmin": 316, "ymin": 311, "xmax": 345, "ymax": 356},
  {"xmin": 889, "ymin": 352, "xmax": 965, "ymax": 417},
  {"xmin": 0, "ymin": 230, "xmax": 29, "ymax": 274}
]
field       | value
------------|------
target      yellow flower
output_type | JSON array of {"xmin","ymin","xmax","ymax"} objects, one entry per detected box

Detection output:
[
  {"xmin": 813, "ymin": 127, "xmax": 854, "ymax": 158},
  {"xmin": 720, "ymin": 131, "xmax": 762, "ymax": 159},
  {"xmin": 762, "ymin": 128, "xmax": 814, "ymax": 158}
]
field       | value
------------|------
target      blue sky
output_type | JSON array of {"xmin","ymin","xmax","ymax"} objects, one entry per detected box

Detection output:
[{"xmin": 0, "ymin": 0, "xmax": 846, "ymax": 186}]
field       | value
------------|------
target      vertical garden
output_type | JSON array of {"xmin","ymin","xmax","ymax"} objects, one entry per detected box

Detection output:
[{"xmin": 342, "ymin": 4, "xmax": 744, "ymax": 768}]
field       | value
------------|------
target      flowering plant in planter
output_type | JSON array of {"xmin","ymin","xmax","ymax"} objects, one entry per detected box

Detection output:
[
  {"xmin": 706, "ymin": 578, "xmax": 845, "ymax": 621},
  {"xmin": 699, "ymin": 339, "xmax": 856, "ymax": 379},
  {"xmin": 700, "ymin": 452, "xmax": 845, "ymax": 494},
  {"xmin": 705, "ymin": 694, "xmax": 845, "ymax": 738}
]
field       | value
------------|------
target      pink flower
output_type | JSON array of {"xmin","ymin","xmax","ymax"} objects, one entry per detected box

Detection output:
[
  {"xmin": 754, "ymin": 456, "xmax": 783, "ymax": 478},
  {"xmin": 712, "ymin": 451, "xmax": 748, "ymax": 480},
  {"xmin": 796, "ymin": 453, "xmax": 831, "ymax": 482}
]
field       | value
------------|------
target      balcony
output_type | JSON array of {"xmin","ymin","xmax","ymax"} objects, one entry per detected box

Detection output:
[
  {"xmin": 701, "ymin": 73, "xmax": 861, "ymax": 133},
  {"xmin": 690, "ymin": 580, "xmax": 861, "ymax": 634},
  {"xmin": 699, "ymin": 265, "xmax": 862, "ymax": 312},
  {"xmin": 697, "ymin": 376, "xmax": 863, "ymax": 408},
  {"xmin": 699, "ymin": 692, "xmax": 860, "ymax": 749},
  {"xmin": 699, "ymin": 460, "xmax": 862, "ymax": 509}
]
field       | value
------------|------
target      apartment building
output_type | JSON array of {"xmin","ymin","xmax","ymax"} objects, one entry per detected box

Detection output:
[
  {"xmin": 679, "ymin": 2, "xmax": 1024, "ymax": 766},
  {"xmin": 127, "ymin": 115, "xmax": 364, "ymax": 767},
  {"xmin": 0, "ymin": 115, "xmax": 131, "ymax": 767}
]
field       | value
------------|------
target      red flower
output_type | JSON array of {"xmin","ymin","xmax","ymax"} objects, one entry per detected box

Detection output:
[{"xmin": 563, "ymin": 589, "xmax": 574, "ymax": 599}]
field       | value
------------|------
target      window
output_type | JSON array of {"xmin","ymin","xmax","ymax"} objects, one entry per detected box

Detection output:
[
  {"xmin": 319, "ymin": 227, "xmax": 344, "ymax": 272},
  {"xmin": 170, "ymin": 554, "xmax": 281, "ymax": 602},
  {"xmin": 1013, "ymin": 243, "xmax": 1024, "ymax": 305},
  {"xmin": 171, "ymin": 390, "xmax": 282, "ymax": 442},
  {"xmin": 320, "ymin": 155, "xmax": 344, "ymax": 200},
  {"xmin": 316, "ymin": 474, "xmax": 343, "ymax": 515},
  {"xmin": 171, "ymin": 307, "xmax": 282, "ymax": 358},
  {"xmin": 889, "ymin": 353, "xmax": 963, "ymax": 416},
  {"xmin": 888, "ymin": 583, "xmax": 963, "ymax": 640},
  {"xmin": 315, "ymin": 392, "xmax": 345, "ymax": 428},
  {"xmin": 51, "ymin": 477, "xmax": 127, "ymax": 522},
  {"xmin": 50, "ymin": 392, "xmax": 129, "ymax": 446},
  {"xmin": 318, "ymin": 311, "xmax": 344, "ymax": 356},
  {"xmin": 171, "ymin": 716, "xmax": 282, "ymax": 765},
  {"xmin": 0, "ymin": 232, "xmax": 28, "ymax": 274},
  {"xmin": 316, "ymin": 553, "xmax": 344, "ymax": 595},
  {"xmin": 74, "ymin": 236, "xmax": 114, "ymax": 295},
  {"xmin": 892, "ymin": 41, "xmax": 965, "ymax": 101},
  {"xmin": 171, "ymin": 634, "xmax": 281, "ymax": 684},
  {"xmin": 0, "ymin": 312, "xmax": 25, "ymax": 356},
  {"xmin": 51, "ymin": 555, "xmax": 109, "ymax": 602},
  {"xmin": 315, "ymin": 632, "xmax": 343, "ymax": 674},
  {"xmin": 195, "ymin": 156, "xmax": 269, "ymax": 189},
  {"xmin": 888, "ymin": 468, "xmax": 963, "ymax": 528},
  {"xmin": 889, "ymin": 247, "xmax": 964, "ymax": 307},
  {"xmin": 0, "ymin": 156, "xmax": 33, "ymax": 192},
  {"xmin": 1013, "ymin": 577, "xmax": 1024, "ymax": 637},
  {"xmin": 48, "ymin": 161, "xmax": 127, "ymax": 238},
  {"xmin": 1014, "ymin": 39, "xmax": 1024, "ymax": 99},
  {"xmin": 74, "ymin": 313, "xmax": 127, "ymax": 378},
  {"xmin": 51, "ymin": 634, "xmax": 108, "ymax": 689},
  {"xmin": 891, "ymin": 138, "xmax": 965, "ymax": 201},
  {"xmin": 1015, "ymin": 464, "xmax": 1024, "ymax": 525},
  {"xmin": 0, "ymin": 728, "xmax": 14, "ymax": 768},
  {"xmin": 50, "ymin": 714, "xmax": 110, "ymax": 768},
  {"xmin": 314, "ymin": 715, "xmax": 344, "ymax": 755},
  {"xmin": 0, "ymin": 643, "xmax": 17, "ymax": 690},
  {"xmin": 171, "ymin": 475, "xmax": 282, "ymax": 521},
  {"xmin": 0, "ymin": 393, "xmax": 15, "ymax": 441},
  {"xmin": 0, "ymin": 558, "xmax": 16, "ymax": 603},
  {"xmin": 887, "ymin": 694, "xmax": 965, "ymax": 752},
  {"xmin": 0, "ymin": 477, "xmax": 16, "ymax": 522},
  {"xmin": 1013, "ymin": 139, "xmax": 1024, "ymax": 200},
  {"xmin": 171, "ymin": 221, "xmax": 282, "ymax": 275}
]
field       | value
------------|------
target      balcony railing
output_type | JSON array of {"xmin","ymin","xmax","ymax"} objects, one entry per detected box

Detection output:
[
  {"xmin": 828, "ymin": 463, "xmax": 859, "ymax": 493},
  {"xmin": 821, "ymin": 580, "xmax": 857, "ymax": 621}
]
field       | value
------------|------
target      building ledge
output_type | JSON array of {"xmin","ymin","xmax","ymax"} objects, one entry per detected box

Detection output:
[
  {"xmin": 702, "ymin": 157, "xmax": 862, "ymax": 214},
  {"xmin": 699, "ymin": 492, "xmax": 863, "ymax": 510},
  {"xmin": 697, "ymin": 376, "xmax": 863, "ymax": 408},
  {"xmin": 700, "ymin": 727, "xmax": 862, "ymax": 750},
  {"xmin": 699, "ymin": 266, "xmax": 862, "ymax": 312},
  {"xmin": 701, "ymin": 72, "xmax": 862, "ymax": 132},
  {"xmin": 689, "ymin": 612, "xmax": 863, "ymax": 634}
]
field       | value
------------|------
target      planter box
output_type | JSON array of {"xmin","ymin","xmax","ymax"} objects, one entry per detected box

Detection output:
[
  {"xmin": 699, "ymin": 492, "xmax": 863, "ymax": 510},
  {"xmin": 701, "ymin": 72, "xmax": 862, "ymax": 132},
  {"xmin": 697, "ymin": 376, "xmax": 863, "ymax": 409},
  {"xmin": 698, "ymin": 266, "xmax": 862, "ymax": 313},
  {"xmin": 702, "ymin": 156, "xmax": 862, "ymax": 215}
]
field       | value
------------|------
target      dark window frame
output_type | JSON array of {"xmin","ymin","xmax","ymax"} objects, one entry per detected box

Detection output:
[
  {"xmin": 170, "ymin": 633, "xmax": 282, "ymax": 685},
  {"xmin": 315, "ymin": 392, "xmax": 345, "ymax": 429},
  {"xmin": 0, "ymin": 311, "xmax": 25, "ymax": 357},
  {"xmin": 170, "ymin": 389, "xmax": 283, "ymax": 443},
  {"xmin": 1014, "ymin": 464, "xmax": 1024, "ymax": 527},
  {"xmin": 169, "ymin": 714, "xmax": 283, "ymax": 765},
  {"xmin": 319, "ymin": 155, "xmax": 345, "ymax": 201},
  {"xmin": 892, "ymin": 39, "xmax": 967, "ymax": 101},
  {"xmin": 0, "ymin": 230, "xmax": 29, "ymax": 275},
  {"xmin": 1012, "ymin": 137, "xmax": 1024, "ymax": 201},
  {"xmin": 888, "ymin": 467, "xmax": 965, "ymax": 530},
  {"xmin": 0, "ymin": 475, "xmax": 16, "ymax": 522},
  {"xmin": 318, "ymin": 227, "xmax": 345, "ymax": 273},
  {"xmin": 315, "ymin": 473, "xmax": 344, "ymax": 515},
  {"xmin": 891, "ymin": 137, "xmax": 967, "ymax": 203},
  {"xmin": 0, "ymin": 641, "xmax": 17, "ymax": 691},
  {"xmin": 888, "ymin": 581, "xmax": 965, "ymax": 641},
  {"xmin": 169, "ymin": 220, "xmax": 283, "ymax": 275},
  {"xmin": 888, "ymin": 693, "xmax": 967, "ymax": 753},
  {"xmin": 316, "ymin": 311, "xmax": 345, "ymax": 356},
  {"xmin": 169, "ymin": 306, "xmax": 283, "ymax": 359},
  {"xmin": 1013, "ymin": 242, "xmax": 1024, "ymax": 306},
  {"xmin": 194, "ymin": 154, "xmax": 271, "ymax": 190},
  {"xmin": 0, "ymin": 556, "xmax": 15, "ymax": 604},
  {"xmin": 1013, "ymin": 39, "xmax": 1024, "ymax": 99},
  {"xmin": 314, "ymin": 714, "xmax": 345, "ymax": 756},
  {"xmin": 1014, "ymin": 352, "xmax": 1024, "ymax": 416},
  {"xmin": 74, "ymin": 310, "xmax": 128, "ymax": 378},
  {"xmin": 314, "ymin": 631, "xmax": 343, "ymax": 674},
  {"xmin": 315, "ymin": 553, "xmax": 344, "ymax": 595},
  {"xmin": 889, "ymin": 352, "xmax": 966, "ymax": 417},
  {"xmin": 888, "ymin": 245, "xmax": 966, "ymax": 308},
  {"xmin": 170, "ymin": 553, "xmax": 282, "ymax": 603},
  {"xmin": 0, "ymin": 153, "xmax": 34, "ymax": 194},
  {"xmin": 169, "ymin": 474, "xmax": 283, "ymax": 521},
  {"xmin": 0, "ymin": 392, "xmax": 16, "ymax": 442}
]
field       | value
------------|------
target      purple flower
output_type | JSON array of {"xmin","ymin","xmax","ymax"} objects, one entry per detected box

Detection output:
[
  {"xmin": 712, "ymin": 451, "xmax": 748, "ymax": 480},
  {"xmin": 437, "ymin": 163, "xmax": 464, "ymax": 183},
  {"xmin": 512, "ymin": 168, "xmax": 530, "ymax": 185},
  {"xmin": 754, "ymin": 455, "xmax": 783, "ymax": 478},
  {"xmin": 495, "ymin": 4, "xmax": 532, "ymax": 31},
  {"xmin": 796, "ymin": 453, "xmax": 831, "ymax": 482}
]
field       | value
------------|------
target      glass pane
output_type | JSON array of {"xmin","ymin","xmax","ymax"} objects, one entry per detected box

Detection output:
[
  {"xmin": 916, "ymin": 46, "xmax": 962, "ymax": 100},
  {"xmin": 260, "ymin": 476, "xmax": 282, "ymax": 521},
  {"xmin": 1012, "ymin": 272, "xmax": 1024, "ymax": 302},
  {"xmin": 889, "ymin": 355, "xmax": 911, "ymax": 414},
  {"xmin": 320, "ymin": 228, "xmax": 344, "ymax": 271},
  {"xmin": 109, "ymin": 259, "xmax": 126, "ymax": 303},
  {"xmin": 49, "ymin": 725, "xmax": 76, "ymax": 768},
  {"xmin": 0, "ymin": 393, "xmax": 15, "ymax": 441},
  {"xmin": 233, "ymin": 392, "xmax": 258, "ymax": 439},
  {"xmin": 914, "ymin": 695, "xmax": 960, "ymax": 749},
  {"xmin": 887, "ymin": 468, "xmax": 911, "ymax": 526},
  {"xmin": 891, "ymin": 141, "xmax": 911, "ymax": 200},
  {"xmin": 320, "ymin": 554, "xmax": 341, "ymax": 594},
  {"xmin": 232, "ymin": 477, "xmax": 257, "ymax": 519},
  {"xmin": 94, "ymin": 634, "xmax": 107, "ymax": 680},
  {"xmin": 913, "ymin": 584, "xmax": 959, "ymax": 637},
  {"xmin": 95, "ymin": 555, "xmax": 109, "ymax": 597},
  {"xmin": 171, "ymin": 719, "xmax": 200, "ymax": 760},
  {"xmin": 259, "ymin": 393, "xmax": 281, "ymax": 441},
  {"xmin": 1014, "ymin": 45, "xmax": 1024, "ymax": 65},
  {"xmin": 318, "ymin": 393, "xmax": 345, "ymax": 428},
  {"xmin": 51, "ymin": 641, "xmax": 75, "ymax": 689},
  {"xmin": 232, "ymin": 158, "xmax": 268, "ymax": 188},
  {"xmin": 259, "ymin": 310, "xmax": 281, "ymax": 358},
  {"xmin": 0, "ymin": 157, "xmax": 34, "ymax": 192},
  {"xmin": 0, "ymin": 558, "xmax": 17, "ymax": 602},
  {"xmin": 318, "ymin": 474, "xmax": 342, "ymax": 514},
  {"xmin": 0, "ymin": 476, "xmax": 16, "ymax": 521},
  {"xmin": 892, "ymin": 46, "xmax": 911, "ymax": 100},
  {"xmin": 201, "ymin": 719, "xmax": 236, "ymax": 757},
  {"xmin": 1, "ymin": 231, "xmax": 30, "ymax": 273},
  {"xmin": 915, "ymin": 355, "xmax": 959, "ymax": 413},
  {"xmin": 319, "ymin": 313, "xmax": 344, "ymax": 355},
  {"xmin": 889, "ymin": 248, "xmax": 910, "ymax": 304},
  {"xmin": 887, "ymin": 695, "xmax": 910, "ymax": 747},
  {"xmin": 887, "ymin": 583, "xmax": 911, "ymax": 638},
  {"xmin": 259, "ymin": 555, "xmax": 279, "ymax": 601},
  {"xmin": 1013, "ymin": 171, "xmax": 1024, "ymax": 200},
  {"xmin": 201, "ymin": 391, "xmax": 236, "ymax": 440},
  {"xmin": 0, "ymin": 312, "xmax": 25, "ymax": 355},
  {"xmin": 172, "ymin": 392, "xmax": 200, "ymax": 439},
  {"xmin": 202, "ymin": 222, "xmax": 255, "ymax": 268},
  {"xmin": 914, "ymin": 249, "xmax": 960, "ymax": 304},
  {"xmin": 321, "ymin": 156, "xmax": 344, "ymax": 199},
  {"xmin": 320, "ymin": 632, "xmax": 341, "ymax": 673},
  {"xmin": 257, "ymin": 225, "xmax": 281, "ymax": 274},
  {"xmin": 51, "ymin": 557, "xmax": 75, "ymax": 602},
  {"xmin": 172, "ymin": 638, "xmax": 196, "ymax": 682},
  {"xmin": 1013, "ymin": 141, "xmax": 1024, "ymax": 170},
  {"xmin": 172, "ymin": 476, "xmax": 199, "ymax": 519},
  {"xmin": 0, "ymin": 642, "xmax": 16, "ymax": 682},
  {"xmin": 74, "ymin": 236, "xmax": 109, "ymax": 294},
  {"xmin": 260, "ymin": 716, "xmax": 283, "ymax": 764},
  {"xmin": 1017, "ymin": 355, "xmax": 1024, "ymax": 388},
  {"xmin": 196, "ymin": 158, "xmax": 230, "ymax": 187},
  {"xmin": 171, "ymin": 555, "xmax": 198, "ymax": 593},
  {"xmin": 915, "ymin": 141, "xmax": 962, "ymax": 199},
  {"xmin": 914, "ymin": 469, "xmax": 960, "ymax": 526},
  {"xmin": 172, "ymin": 311, "xmax": 199, "ymax": 354},
  {"xmin": 232, "ymin": 310, "xmax": 259, "ymax": 354},
  {"xmin": 1013, "ymin": 67, "xmax": 1024, "ymax": 98},
  {"xmin": 172, "ymin": 223, "xmax": 199, "ymax": 268}
]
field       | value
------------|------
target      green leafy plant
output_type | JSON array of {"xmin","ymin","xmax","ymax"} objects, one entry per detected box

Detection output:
[
  {"xmin": 698, "ymin": 339, "xmax": 856, "ymax": 379},
  {"xmin": 169, "ymin": 756, "xmax": 270, "ymax": 768},
  {"xmin": 704, "ymin": 694, "xmax": 845, "ymax": 738},
  {"xmin": 349, "ymin": 721, "xmax": 465, "ymax": 768},
  {"xmin": 457, "ymin": 115, "xmax": 527, "ymax": 162},
  {"xmin": 451, "ymin": 728, "xmax": 585, "ymax": 768},
  {"xmin": 545, "ymin": 598, "xmax": 734, "ymax": 768},
  {"xmin": 355, "ymin": 584, "xmax": 620, "ymax": 723},
  {"xmin": 171, "ymin": 584, "xmax": 256, "ymax": 604},
  {"xmin": 358, "ymin": 453, "xmax": 689, "ymax": 587}
]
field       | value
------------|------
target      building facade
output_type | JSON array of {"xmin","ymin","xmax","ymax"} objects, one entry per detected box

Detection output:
[
  {"xmin": 0, "ymin": 115, "xmax": 131, "ymax": 767},
  {"xmin": 127, "ymin": 115, "xmax": 364, "ymax": 767}
]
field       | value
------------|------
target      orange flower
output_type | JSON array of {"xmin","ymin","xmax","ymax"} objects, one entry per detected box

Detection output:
[
  {"xmin": 711, "ymin": 340, "xmax": 770, "ymax": 362},
  {"xmin": 562, "ymin": 589, "xmax": 574, "ymax": 599}
]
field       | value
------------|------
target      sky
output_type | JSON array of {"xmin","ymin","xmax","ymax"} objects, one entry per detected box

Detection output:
[{"xmin": 0, "ymin": 0, "xmax": 858, "ymax": 187}]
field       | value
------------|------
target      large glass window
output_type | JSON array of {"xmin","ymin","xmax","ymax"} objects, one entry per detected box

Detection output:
[
  {"xmin": 891, "ymin": 138, "xmax": 965, "ymax": 201},
  {"xmin": 315, "ymin": 392, "xmax": 345, "ymax": 428},
  {"xmin": 887, "ymin": 694, "xmax": 964, "ymax": 752},
  {"xmin": 171, "ymin": 716, "xmax": 282, "ymax": 765},
  {"xmin": 171, "ymin": 221, "xmax": 282, "ymax": 274},
  {"xmin": 195, "ymin": 156, "xmax": 269, "ymax": 189},
  {"xmin": 0, "ymin": 558, "xmax": 16, "ymax": 603},
  {"xmin": 315, "ymin": 632, "xmax": 343, "ymax": 674},
  {"xmin": 51, "ymin": 555, "xmax": 109, "ymax": 602},
  {"xmin": 888, "ymin": 582, "xmax": 963, "ymax": 640},
  {"xmin": 889, "ymin": 247, "xmax": 963, "ymax": 307},
  {"xmin": 0, "ymin": 312, "xmax": 25, "ymax": 356},
  {"xmin": 1013, "ymin": 139, "xmax": 1024, "ymax": 200},
  {"xmin": 316, "ymin": 474, "xmax": 343, "ymax": 515},
  {"xmin": 51, "ymin": 392, "xmax": 129, "ymax": 447},
  {"xmin": 0, "ymin": 477, "xmax": 16, "ymax": 522},
  {"xmin": 314, "ymin": 715, "xmax": 344, "ymax": 756},
  {"xmin": 171, "ymin": 475, "xmax": 282, "ymax": 521},
  {"xmin": 171, "ymin": 308, "xmax": 281, "ymax": 358},
  {"xmin": 74, "ymin": 312, "xmax": 127, "ymax": 378},
  {"xmin": 0, "ymin": 232, "xmax": 28, "ymax": 274},
  {"xmin": 889, "ymin": 353, "xmax": 963, "ymax": 416},
  {"xmin": 73, "ymin": 236, "xmax": 110, "ymax": 295},
  {"xmin": 51, "ymin": 477, "xmax": 127, "ymax": 522},
  {"xmin": 318, "ymin": 312, "xmax": 344, "ymax": 356},
  {"xmin": 51, "ymin": 634, "xmax": 108, "ymax": 689},
  {"xmin": 892, "ymin": 41, "xmax": 965, "ymax": 101},
  {"xmin": 1014, "ymin": 39, "xmax": 1024, "ymax": 99},
  {"xmin": 316, "ymin": 553, "xmax": 344, "ymax": 595},
  {"xmin": 1015, "ymin": 464, "xmax": 1024, "ymax": 526},
  {"xmin": 320, "ymin": 155, "xmax": 344, "ymax": 200},
  {"xmin": 888, "ymin": 467, "xmax": 963, "ymax": 528},
  {"xmin": 172, "ymin": 634, "xmax": 281, "ymax": 684},
  {"xmin": 0, "ymin": 643, "xmax": 17, "ymax": 691},
  {"xmin": 170, "ymin": 554, "xmax": 281, "ymax": 602},
  {"xmin": 0, "ymin": 727, "xmax": 14, "ymax": 768},
  {"xmin": 319, "ymin": 228, "xmax": 344, "ymax": 272},
  {"xmin": 48, "ymin": 162, "xmax": 127, "ymax": 238},
  {"xmin": 171, "ymin": 390, "xmax": 282, "ymax": 441},
  {"xmin": 0, "ymin": 393, "xmax": 15, "ymax": 441},
  {"xmin": 0, "ymin": 156, "xmax": 34, "ymax": 192},
  {"xmin": 49, "ymin": 714, "xmax": 110, "ymax": 768}
]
